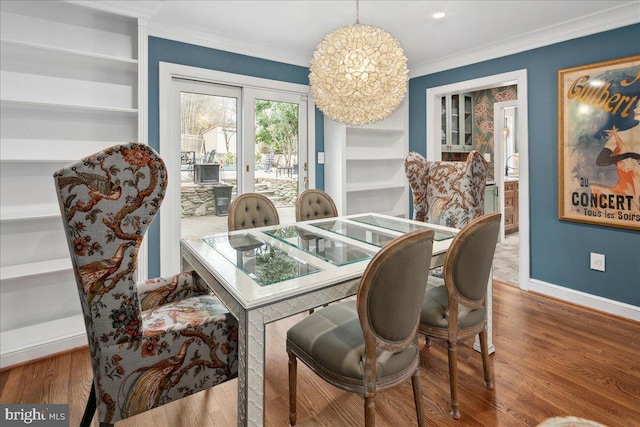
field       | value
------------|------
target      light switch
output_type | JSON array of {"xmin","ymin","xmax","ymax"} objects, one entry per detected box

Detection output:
[
  {"xmin": 590, "ymin": 252, "xmax": 605, "ymax": 272},
  {"xmin": 484, "ymin": 153, "xmax": 491, "ymax": 162},
  {"xmin": 318, "ymin": 152, "xmax": 325, "ymax": 164}
]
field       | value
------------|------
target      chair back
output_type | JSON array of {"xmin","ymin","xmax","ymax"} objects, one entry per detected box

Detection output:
[
  {"xmin": 445, "ymin": 212, "xmax": 501, "ymax": 305},
  {"xmin": 405, "ymin": 151, "xmax": 487, "ymax": 228},
  {"xmin": 296, "ymin": 189, "xmax": 338, "ymax": 221},
  {"xmin": 53, "ymin": 143, "xmax": 165, "ymax": 349},
  {"xmin": 357, "ymin": 229, "xmax": 434, "ymax": 351},
  {"xmin": 228, "ymin": 193, "xmax": 280, "ymax": 231}
]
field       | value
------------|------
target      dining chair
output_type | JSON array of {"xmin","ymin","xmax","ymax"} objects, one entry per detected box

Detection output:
[
  {"xmin": 404, "ymin": 150, "xmax": 487, "ymax": 229},
  {"xmin": 227, "ymin": 192, "xmax": 280, "ymax": 231},
  {"xmin": 295, "ymin": 189, "xmax": 338, "ymax": 221},
  {"xmin": 287, "ymin": 228, "xmax": 435, "ymax": 427},
  {"xmin": 294, "ymin": 188, "xmax": 339, "ymax": 312},
  {"xmin": 419, "ymin": 212, "xmax": 501, "ymax": 420},
  {"xmin": 53, "ymin": 143, "xmax": 238, "ymax": 426}
]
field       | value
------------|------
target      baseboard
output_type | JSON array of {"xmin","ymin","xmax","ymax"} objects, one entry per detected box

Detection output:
[
  {"xmin": 527, "ymin": 278, "xmax": 640, "ymax": 322},
  {"xmin": 0, "ymin": 315, "xmax": 87, "ymax": 369}
]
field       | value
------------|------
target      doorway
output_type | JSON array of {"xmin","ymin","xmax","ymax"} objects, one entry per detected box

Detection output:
[
  {"xmin": 159, "ymin": 63, "xmax": 313, "ymax": 275},
  {"xmin": 425, "ymin": 69, "xmax": 529, "ymax": 291}
]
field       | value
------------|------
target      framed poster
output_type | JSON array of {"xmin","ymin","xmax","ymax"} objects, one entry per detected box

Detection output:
[{"xmin": 558, "ymin": 55, "xmax": 640, "ymax": 230}]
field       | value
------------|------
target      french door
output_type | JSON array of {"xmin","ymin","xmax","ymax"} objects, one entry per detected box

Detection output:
[{"xmin": 161, "ymin": 74, "xmax": 309, "ymax": 274}]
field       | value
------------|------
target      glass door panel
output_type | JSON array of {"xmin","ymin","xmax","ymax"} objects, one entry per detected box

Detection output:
[
  {"xmin": 175, "ymin": 80, "xmax": 240, "ymax": 239},
  {"xmin": 253, "ymin": 99, "xmax": 299, "ymax": 224},
  {"xmin": 243, "ymin": 89, "xmax": 308, "ymax": 225}
]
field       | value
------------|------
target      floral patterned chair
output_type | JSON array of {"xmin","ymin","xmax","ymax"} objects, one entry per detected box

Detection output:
[
  {"xmin": 54, "ymin": 143, "xmax": 238, "ymax": 426},
  {"xmin": 404, "ymin": 151, "xmax": 487, "ymax": 229}
]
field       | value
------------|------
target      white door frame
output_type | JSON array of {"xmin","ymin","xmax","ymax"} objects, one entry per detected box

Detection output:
[
  {"xmin": 425, "ymin": 69, "xmax": 529, "ymax": 291},
  {"xmin": 493, "ymin": 100, "xmax": 519, "ymax": 243},
  {"xmin": 159, "ymin": 62, "xmax": 314, "ymax": 276}
]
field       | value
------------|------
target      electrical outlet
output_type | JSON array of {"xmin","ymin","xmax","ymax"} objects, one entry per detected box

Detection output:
[{"xmin": 590, "ymin": 252, "xmax": 605, "ymax": 272}]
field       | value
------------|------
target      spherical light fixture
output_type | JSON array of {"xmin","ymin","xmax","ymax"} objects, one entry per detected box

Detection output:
[{"xmin": 309, "ymin": 2, "xmax": 408, "ymax": 127}]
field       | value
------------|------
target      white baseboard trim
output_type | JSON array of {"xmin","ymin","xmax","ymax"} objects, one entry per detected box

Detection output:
[
  {"xmin": 0, "ymin": 315, "xmax": 87, "ymax": 369},
  {"xmin": 527, "ymin": 278, "xmax": 640, "ymax": 322}
]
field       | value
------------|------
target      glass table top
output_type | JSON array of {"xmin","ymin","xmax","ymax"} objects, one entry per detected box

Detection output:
[
  {"xmin": 349, "ymin": 215, "xmax": 456, "ymax": 241},
  {"xmin": 310, "ymin": 220, "xmax": 397, "ymax": 247},
  {"xmin": 203, "ymin": 233, "xmax": 321, "ymax": 286},
  {"xmin": 264, "ymin": 225, "xmax": 376, "ymax": 266}
]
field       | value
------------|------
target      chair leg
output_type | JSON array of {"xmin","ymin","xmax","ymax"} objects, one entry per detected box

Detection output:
[
  {"xmin": 288, "ymin": 352, "xmax": 297, "ymax": 426},
  {"xmin": 80, "ymin": 383, "xmax": 97, "ymax": 427},
  {"xmin": 447, "ymin": 339, "xmax": 461, "ymax": 420},
  {"xmin": 411, "ymin": 368, "xmax": 425, "ymax": 427},
  {"xmin": 479, "ymin": 329, "xmax": 494, "ymax": 389},
  {"xmin": 364, "ymin": 395, "xmax": 376, "ymax": 427}
]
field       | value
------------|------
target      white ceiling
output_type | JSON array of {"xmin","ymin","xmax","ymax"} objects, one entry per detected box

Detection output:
[{"xmin": 80, "ymin": 0, "xmax": 639, "ymax": 76}]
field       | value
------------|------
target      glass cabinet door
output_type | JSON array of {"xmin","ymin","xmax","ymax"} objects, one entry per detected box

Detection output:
[
  {"xmin": 463, "ymin": 95, "xmax": 473, "ymax": 149},
  {"xmin": 451, "ymin": 94, "xmax": 460, "ymax": 147}
]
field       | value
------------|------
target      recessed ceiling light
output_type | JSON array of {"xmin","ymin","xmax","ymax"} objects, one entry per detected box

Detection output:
[{"xmin": 433, "ymin": 12, "xmax": 446, "ymax": 19}]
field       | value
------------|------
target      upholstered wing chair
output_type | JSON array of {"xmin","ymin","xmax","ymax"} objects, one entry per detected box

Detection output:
[
  {"xmin": 54, "ymin": 143, "xmax": 238, "ymax": 426},
  {"xmin": 404, "ymin": 151, "xmax": 487, "ymax": 229}
]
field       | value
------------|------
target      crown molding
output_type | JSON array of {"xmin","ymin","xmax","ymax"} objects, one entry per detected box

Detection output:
[
  {"xmin": 68, "ymin": 1, "xmax": 640, "ymax": 76},
  {"xmin": 65, "ymin": 0, "xmax": 161, "ymax": 20},
  {"xmin": 148, "ymin": 22, "xmax": 311, "ymax": 68},
  {"xmin": 409, "ymin": 2, "xmax": 640, "ymax": 78}
]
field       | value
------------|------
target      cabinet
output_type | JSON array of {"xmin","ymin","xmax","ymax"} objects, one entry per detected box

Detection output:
[
  {"xmin": 484, "ymin": 184, "xmax": 497, "ymax": 214},
  {"xmin": 0, "ymin": 1, "xmax": 144, "ymax": 366},
  {"xmin": 325, "ymin": 100, "xmax": 408, "ymax": 217},
  {"xmin": 504, "ymin": 180, "xmax": 519, "ymax": 234},
  {"xmin": 441, "ymin": 93, "xmax": 474, "ymax": 152}
]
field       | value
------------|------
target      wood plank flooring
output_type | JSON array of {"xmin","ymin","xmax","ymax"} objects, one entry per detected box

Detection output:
[{"xmin": 1, "ymin": 281, "xmax": 639, "ymax": 426}]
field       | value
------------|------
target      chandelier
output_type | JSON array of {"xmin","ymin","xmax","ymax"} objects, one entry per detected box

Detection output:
[{"xmin": 309, "ymin": 0, "xmax": 409, "ymax": 127}]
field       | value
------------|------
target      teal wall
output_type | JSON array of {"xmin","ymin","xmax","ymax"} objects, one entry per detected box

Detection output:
[
  {"xmin": 147, "ymin": 27, "xmax": 639, "ymax": 307},
  {"xmin": 147, "ymin": 37, "xmax": 323, "ymax": 277},
  {"xmin": 409, "ymin": 24, "xmax": 640, "ymax": 306}
]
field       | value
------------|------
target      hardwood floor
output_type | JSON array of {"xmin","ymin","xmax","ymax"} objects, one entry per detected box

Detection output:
[{"xmin": 1, "ymin": 281, "xmax": 638, "ymax": 426}]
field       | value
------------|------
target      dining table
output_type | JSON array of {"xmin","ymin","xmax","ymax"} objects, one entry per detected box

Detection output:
[{"xmin": 180, "ymin": 212, "xmax": 494, "ymax": 426}]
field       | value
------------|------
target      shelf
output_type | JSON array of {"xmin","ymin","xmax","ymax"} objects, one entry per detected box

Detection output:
[
  {"xmin": 0, "ymin": 204, "xmax": 61, "ymax": 222},
  {"xmin": 346, "ymin": 127, "xmax": 404, "ymax": 136},
  {"xmin": 0, "ymin": 140, "xmax": 117, "ymax": 162},
  {"xmin": 346, "ymin": 156, "xmax": 405, "ymax": 162},
  {"xmin": 346, "ymin": 183, "xmax": 406, "ymax": 193},
  {"xmin": 1, "ymin": 99, "xmax": 138, "ymax": 115},
  {"xmin": 1, "ymin": 39, "xmax": 138, "ymax": 72},
  {"xmin": 0, "ymin": 258, "xmax": 72, "ymax": 282}
]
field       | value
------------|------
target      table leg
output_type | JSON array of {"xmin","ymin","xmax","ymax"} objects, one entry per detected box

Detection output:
[{"xmin": 238, "ymin": 308, "xmax": 266, "ymax": 426}]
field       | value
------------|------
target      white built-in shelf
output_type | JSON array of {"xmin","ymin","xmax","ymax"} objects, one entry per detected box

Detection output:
[
  {"xmin": 346, "ymin": 183, "xmax": 406, "ymax": 193},
  {"xmin": 0, "ymin": 204, "xmax": 61, "ymax": 222},
  {"xmin": 0, "ymin": 140, "xmax": 117, "ymax": 162},
  {"xmin": 346, "ymin": 127, "xmax": 404, "ymax": 135},
  {"xmin": 0, "ymin": 258, "xmax": 72, "ymax": 282},
  {"xmin": 0, "ymin": 99, "xmax": 138, "ymax": 115},
  {"xmin": 1, "ymin": 39, "xmax": 138, "ymax": 71},
  {"xmin": 346, "ymin": 156, "xmax": 406, "ymax": 162}
]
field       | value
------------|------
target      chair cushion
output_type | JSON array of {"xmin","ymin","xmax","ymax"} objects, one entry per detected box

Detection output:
[
  {"xmin": 141, "ymin": 294, "xmax": 231, "ymax": 336},
  {"xmin": 420, "ymin": 283, "xmax": 486, "ymax": 330},
  {"xmin": 287, "ymin": 301, "xmax": 418, "ymax": 381}
]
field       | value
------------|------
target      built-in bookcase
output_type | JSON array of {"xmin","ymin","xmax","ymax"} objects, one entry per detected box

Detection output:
[
  {"xmin": 324, "ymin": 100, "xmax": 408, "ymax": 217},
  {"xmin": 0, "ymin": 1, "xmax": 143, "ymax": 367}
]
